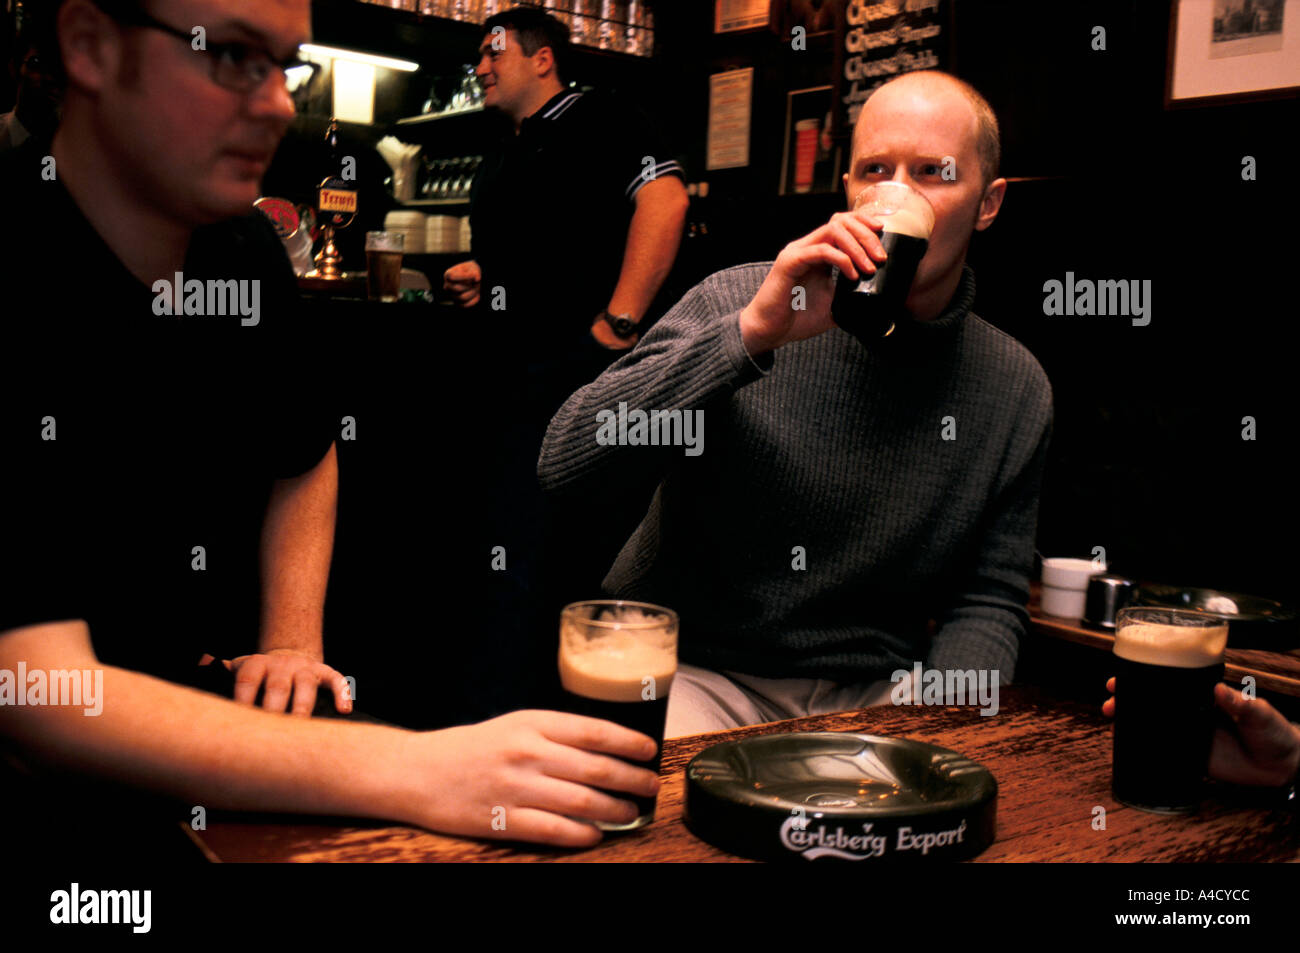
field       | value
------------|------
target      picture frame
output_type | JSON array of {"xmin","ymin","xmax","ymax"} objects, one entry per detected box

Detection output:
[
  {"xmin": 714, "ymin": 0, "xmax": 775, "ymax": 35},
  {"xmin": 707, "ymin": 67, "xmax": 754, "ymax": 171},
  {"xmin": 778, "ymin": 85, "xmax": 842, "ymax": 195},
  {"xmin": 1166, "ymin": 0, "xmax": 1300, "ymax": 107}
]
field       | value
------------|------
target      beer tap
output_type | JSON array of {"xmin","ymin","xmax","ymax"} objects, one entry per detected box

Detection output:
[{"xmin": 307, "ymin": 119, "xmax": 358, "ymax": 279}]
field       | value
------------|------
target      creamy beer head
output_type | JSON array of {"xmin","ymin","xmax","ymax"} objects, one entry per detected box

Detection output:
[
  {"xmin": 852, "ymin": 182, "xmax": 935, "ymax": 240},
  {"xmin": 1113, "ymin": 618, "xmax": 1228, "ymax": 669},
  {"xmin": 364, "ymin": 230, "xmax": 404, "ymax": 253},
  {"xmin": 559, "ymin": 603, "xmax": 677, "ymax": 702}
]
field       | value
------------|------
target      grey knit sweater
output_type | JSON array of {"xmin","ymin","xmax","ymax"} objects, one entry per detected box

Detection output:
[{"xmin": 538, "ymin": 263, "xmax": 1052, "ymax": 683}]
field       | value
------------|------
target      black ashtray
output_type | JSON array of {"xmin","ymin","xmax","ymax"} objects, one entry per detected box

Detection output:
[{"xmin": 684, "ymin": 733, "xmax": 997, "ymax": 863}]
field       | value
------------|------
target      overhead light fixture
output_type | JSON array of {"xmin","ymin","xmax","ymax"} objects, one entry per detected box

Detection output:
[
  {"xmin": 332, "ymin": 60, "xmax": 376, "ymax": 125},
  {"xmin": 300, "ymin": 44, "xmax": 420, "ymax": 72}
]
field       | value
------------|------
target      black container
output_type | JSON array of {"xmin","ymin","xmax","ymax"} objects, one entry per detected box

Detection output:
[
  {"xmin": 1083, "ymin": 573, "xmax": 1137, "ymax": 628},
  {"xmin": 684, "ymin": 733, "xmax": 996, "ymax": 862}
]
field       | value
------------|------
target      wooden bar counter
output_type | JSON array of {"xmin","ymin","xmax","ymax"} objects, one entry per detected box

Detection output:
[
  {"xmin": 185, "ymin": 685, "xmax": 1299, "ymax": 863},
  {"xmin": 1028, "ymin": 584, "xmax": 1300, "ymax": 699}
]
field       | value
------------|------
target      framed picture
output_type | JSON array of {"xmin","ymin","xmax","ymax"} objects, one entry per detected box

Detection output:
[
  {"xmin": 714, "ymin": 0, "xmax": 774, "ymax": 34},
  {"xmin": 778, "ymin": 86, "xmax": 842, "ymax": 195},
  {"xmin": 707, "ymin": 68, "xmax": 754, "ymax": 171},
  {"xmin": 1166, "ymin": 0, "xmax": 1300, "ymax": 106}
]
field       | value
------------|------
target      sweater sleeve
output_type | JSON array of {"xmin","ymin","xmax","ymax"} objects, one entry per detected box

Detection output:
[
  {"xmin": 537, "ymin": 267, "xmax": 773, "ymax": 500},
  {"xmin": 926, "ymin": 370, "xmax": 1054, "ymax": 683}
]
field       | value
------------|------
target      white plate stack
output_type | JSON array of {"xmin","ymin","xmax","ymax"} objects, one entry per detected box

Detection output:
[
  {"xmin": 383, "ymin": 211, "xmax": 427, "ymax": 254},
  {"xmin": 425, "ymin": 215, "xmax": 463, "ymax": 253}
]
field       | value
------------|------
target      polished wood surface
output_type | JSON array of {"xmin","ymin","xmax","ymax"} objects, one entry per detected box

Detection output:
[
  {"xmin": 297, "ymin": 274, "xmax": 367, "ymax": 296},
  {"xmin": 1028, "ymin": 584, "xmax": 1300, "ymax": 698},
  {"xmin": 186, "ymin": 686, "xmax": 1299, "ymax": 863}
]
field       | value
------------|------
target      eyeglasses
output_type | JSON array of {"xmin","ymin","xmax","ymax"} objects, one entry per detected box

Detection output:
[{"xmin": 103, "ymin": 5, "xmax": 321, "ymax": 96}]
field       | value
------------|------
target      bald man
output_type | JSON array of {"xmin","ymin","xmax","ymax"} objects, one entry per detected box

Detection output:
[{"xmin": 539, "ymin": 71, "xmax": 1053, "ymax": 736}]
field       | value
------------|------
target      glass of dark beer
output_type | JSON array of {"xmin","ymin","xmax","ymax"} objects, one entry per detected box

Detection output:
[
  {"xmin": 364, "ymin": 230, "xmax": 404, "ymax": 303},
  {"xmin": 832, "ymin": 181, "xmax": 936, "ymax": 342},
  {"xmin": 558, "ymin": 600, "xmax": 678, "ymax": 831},
  {"xmin": 1112, "ymin": 607, "xmax": 1228, "ymax": 813}
]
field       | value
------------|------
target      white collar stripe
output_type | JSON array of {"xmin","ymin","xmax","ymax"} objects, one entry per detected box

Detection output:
[
  {"xmin": 542, "ymin": 92, "xmax": 583, "ymax": 119},
  {"xmin": 624, "ymin": 161, "xmax": 683, "ymax": 197}
]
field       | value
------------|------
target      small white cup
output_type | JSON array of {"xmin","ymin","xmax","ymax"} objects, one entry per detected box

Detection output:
[{"xmin": 1041, "ymin": 557, "xmax": 1106, "ymax": 619}]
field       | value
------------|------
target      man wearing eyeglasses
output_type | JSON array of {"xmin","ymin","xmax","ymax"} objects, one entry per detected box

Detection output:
[
  {"xmin": 11, "ymin": 0, "xmax": 345, "ymax": 715},
  {"xmin": 0, "ymin": 0, "xmax": 663, "ymax": 853}
]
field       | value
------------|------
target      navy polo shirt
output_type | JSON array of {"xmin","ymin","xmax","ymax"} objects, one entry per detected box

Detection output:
[
  {"xmin": 470, "ymin": 89, "xmax": 684, "ymax": 360},
  {"xmin": 0, "ymin": 137, "xmax": 334, "ymax": 683}
]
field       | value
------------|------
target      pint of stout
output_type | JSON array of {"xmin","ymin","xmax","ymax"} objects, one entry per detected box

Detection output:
[
  {"xmin": 559, "ymin": 600, "xmax": 678, "ymax": 831},
  {"xmin": 832, "ymin": 181, "xmax": 936, "ymax": 342},
  {"xmin": 364, "ymin": 230, "xmax": 404, "ymax": 303},
  {"xmin": 1112, "ymin": 608, "xmax": 1228, "ymax": 813}
]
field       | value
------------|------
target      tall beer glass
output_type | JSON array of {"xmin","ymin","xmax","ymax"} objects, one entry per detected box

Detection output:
[
  {"xmin": 832, "ymin": 181, "xmax": 936, "ymax": 342},
  {"xmin": 365, "ymin": 231, "xmax": 404, "ymax": 302},
  {"xmin": 559, "ymin": 600, "xmax": 678, "ymax": 831},
  {"xmin": 1112, "ymin": 607, "xmax": 1228, "ymax": 813}
]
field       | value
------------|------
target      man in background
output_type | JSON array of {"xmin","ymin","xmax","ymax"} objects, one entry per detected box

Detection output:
[{"xmin": 442, "ymin": 7, "xmax": 689, "ymax": 716}]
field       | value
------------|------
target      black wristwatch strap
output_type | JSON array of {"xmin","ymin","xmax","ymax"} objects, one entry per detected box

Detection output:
[{"xmin": 601, "ymin": 310, "xmax": 639, "ymax": 339}]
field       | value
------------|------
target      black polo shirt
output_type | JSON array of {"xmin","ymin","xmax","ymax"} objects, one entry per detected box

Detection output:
[
  {"xmin": 470, "ymin": 89, "xmax": 684, "ymax": 361},
  {"xmin": 0, "ymin": 138, "xmax": 334, "ymax": 683}
]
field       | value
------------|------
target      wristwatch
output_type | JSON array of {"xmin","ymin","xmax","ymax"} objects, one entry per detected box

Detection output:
[{"xmin": 600, "ymin": 310, "xmax": 640, "ymax": 340}]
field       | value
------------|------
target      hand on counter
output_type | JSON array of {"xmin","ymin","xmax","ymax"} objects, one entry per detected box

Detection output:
[
  {"xmin": 1104, "ymin": 678, "xmax": 1300, "ymax": 789},
  {"xmin": 203, "ymin": 650, "xmax": 353, "ymax": 716},
  {"xmin": 443, "ymin": 259, "xmax": 481, "ymax": 308}
]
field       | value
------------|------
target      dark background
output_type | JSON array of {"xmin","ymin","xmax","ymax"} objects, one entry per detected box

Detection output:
[
  {"xmin": 252, "ymin": 0, "xmax": 1292, "ymax": 609},
  {"xmin": 644, "ymin": 0, "xmax": 1295, "ymax": 605},
  {"xmin": 318, "ymin": 0, "xmax": 1295, "ymax": 725},
  {"xmin": 4, "ymin": 0, "xmax": 1294, "ymax": 727}
]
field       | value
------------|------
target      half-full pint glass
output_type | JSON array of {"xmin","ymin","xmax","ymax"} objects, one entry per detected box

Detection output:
[
  {"xmin": 832, "ymin": 181, "xmax": 936, "ymax": 341},
  {"xmin": 1112, "ymin": 607, "xmax": 1228, "ymax": 813},
  {"xmin": 365, "ymin": 231, "xmax": 404, "ymax": 302},
  {"xmin": 559, "ymin": 600, "xmax": 678, "ymax": 831}
]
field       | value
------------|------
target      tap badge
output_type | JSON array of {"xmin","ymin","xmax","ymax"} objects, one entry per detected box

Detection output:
[
  {"xmin": 317, "ymin": 176, "xmax": 357, "ymax": 228},
  {"xmin": 253, "ymin": 197, "xmax": 300, "ymax": 239}
]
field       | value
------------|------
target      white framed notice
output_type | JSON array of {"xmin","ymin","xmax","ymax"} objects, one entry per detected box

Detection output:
[
  {"xmin": 707, "ymin": 67, "xmax": 753, "ymax": 171},
  {"xmin": 1167, "ymin": 0, "xmax": 1299, "ymax": 106},
  {"xmin": 714, "ymin": 0, "xmax": 770, "ymax": 34}
]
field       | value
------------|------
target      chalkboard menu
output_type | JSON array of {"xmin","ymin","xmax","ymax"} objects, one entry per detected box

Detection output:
[{"xmin": 836, "ymin": 0, "xmax": 951, "ymax": 134}]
